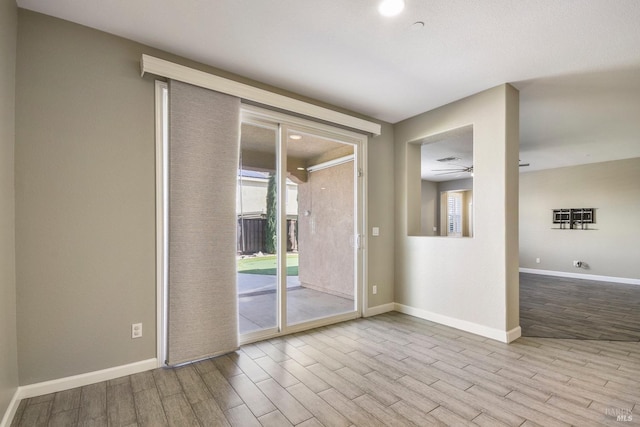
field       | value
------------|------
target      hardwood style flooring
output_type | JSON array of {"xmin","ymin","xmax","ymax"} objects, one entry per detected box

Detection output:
[
  {"xmin": 520, "ymin": 273, "xmax": 640, "ymax": 341},
  {"xmin": 11, "ymin": 312, "xmax": 640, "ymax": 426}
]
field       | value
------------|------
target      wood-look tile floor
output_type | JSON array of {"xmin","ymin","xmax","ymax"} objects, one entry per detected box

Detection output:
[
  {"xmin": 12, "ymin": 312, "xmax": 640, "ymax": 426},
  {"xmin": 520, "ymin": 273, "xmax": 640, "ymax": 341}
]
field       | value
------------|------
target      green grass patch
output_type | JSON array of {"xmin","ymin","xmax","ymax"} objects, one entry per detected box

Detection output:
[{"xmin": 237, "ymin": 254, "xmax": 298, "ymax": 276}]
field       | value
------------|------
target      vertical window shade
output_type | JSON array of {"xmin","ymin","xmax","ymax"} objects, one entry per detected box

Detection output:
[
  {"xmin": 447, "ymin": 193, "xmax": 462, "ymax": 236},
  {"xmin": 167, "ymin": 80, "xmax": 240, "ymax": 365}
]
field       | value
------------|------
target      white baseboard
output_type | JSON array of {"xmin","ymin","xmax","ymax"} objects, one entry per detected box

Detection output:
[
  {"xmin": 2, "ymin": 359, "xmax": 156, "ymax": 426},
  {"xmin": 394, "ymin": 303, "xmax": 520, "ymax": 343},
  {"xmin": 520, "ymin": 268, "xmax": 640, "ymax": 286},
  {"xmin": 363, "ymin": 303, "xmax": 395, "ymax": 317},
  {"xmin": 16, "ymin": 358, "xmax": 157, "ymax": 401},
  {"xmin": 0, "ymin": 389, "xmax": 21, "ymax": 427},
  {"xmin": 506, "ymin": 326, "xmax": 522, "ymax": 342}
]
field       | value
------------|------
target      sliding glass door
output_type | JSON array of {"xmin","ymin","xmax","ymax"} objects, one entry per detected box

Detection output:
[
  {"xmin": 236, "ymin": 120, "xmax": 279, "ymax": 335},
  {"xmin": 285, "ymin": 126, "xmax": 357, "ymax": 326},
  {"xmin": 156, "ymin": 83, "xmax": 367, "ymax": 363},
  {"xmin": 237, "ymin": 107, "xmax": 364, "ymax": 342}
]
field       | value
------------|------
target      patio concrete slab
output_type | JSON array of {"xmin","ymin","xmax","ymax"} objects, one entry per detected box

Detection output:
[
  {"xmin": 237, "ymin": 273, "xmax": 301, "ymax": 296},
  {"xmin": 239, "ymin": 287, "xmax": 354, "ymax": 335}
]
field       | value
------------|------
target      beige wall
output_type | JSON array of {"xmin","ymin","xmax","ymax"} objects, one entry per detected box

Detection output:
[
  {"xmin": 0, "ymin": 0, "xmax": 19, "ymax": 417},
  {"xmin": 15, "ymin": 9, "xmax": 157, "ymax": 385},
  {"xmin": 394, "ymin": 84, "xmax": 520, "ymax": 339},
  {"xmin": 366, "ymin": 123, "xmax": 395, "ymax": 308},
  {"xmin": 520, "ymin": 158, "xmax": 640, "ymax": 279},
  {"xmin": 420, "ymin": 180, "xmax": 438, "ymax": 235},
  {"xmin": 14, "ymin": 10, "xmax": 395, "ymax": 385}
]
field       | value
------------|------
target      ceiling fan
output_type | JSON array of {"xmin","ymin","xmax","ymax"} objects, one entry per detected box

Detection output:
[
  {"xmin": 433, "ymin": 160, "xmax": 530, "ymax": 175},
  {"xmin": 433, "ymin": 164, "xmax": 473, "ymax": 175}
]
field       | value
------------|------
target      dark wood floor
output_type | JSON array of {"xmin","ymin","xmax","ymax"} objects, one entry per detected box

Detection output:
[
  {"xmin": 11, "ymin": 312, "xmax": 640, "ymax": 426},
  {"xmin": 520, "ymin": 273, "xmax": 640, "ymax": 341}
]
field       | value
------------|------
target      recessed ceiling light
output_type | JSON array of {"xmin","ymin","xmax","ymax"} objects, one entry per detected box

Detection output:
[
  {"xmin": 378, "ymin": 0, "xmax": 405, "ymax": 17},
  {"xmin": 290, "ymin": 134, "xmax": 302, "ymax": 140}
]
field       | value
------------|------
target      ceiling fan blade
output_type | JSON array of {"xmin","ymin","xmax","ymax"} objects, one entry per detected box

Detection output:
[
  {"xmin": 441, "ymin": 163, "xmax": 470, "ymax": 169},
  {"xmin": 435, "ymin": 171, "xmax": 464, "ymax": 175},
  {"xmin": 433, "ymin": 164, "xmax": 472, "ymax": 171}
]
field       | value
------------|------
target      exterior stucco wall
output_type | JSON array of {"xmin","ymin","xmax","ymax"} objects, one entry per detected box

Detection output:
[{"xmin": 298, "ymin": 162, "xmax": 355, "ymax": 299}]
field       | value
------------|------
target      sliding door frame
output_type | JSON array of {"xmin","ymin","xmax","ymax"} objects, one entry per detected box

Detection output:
[
  {"xmin": 155, "ymin": 81, "xmax": 168, "ymax": 366},
  {"xmin": 238, "ymin": 105, "xmax": 367, "ymax": 345},
  {"xmin": 155, "ymin": 85, "xmax": 368, "ymax": 362},
  {"xmin": 236, "ymin": 115, "xmax": 281, "ymax": 343}
]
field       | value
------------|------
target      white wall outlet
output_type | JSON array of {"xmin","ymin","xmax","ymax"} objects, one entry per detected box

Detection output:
[
  {"xmin": 372, "ymin": 285, "xmax": 378, "ymax": 295},
  {"xmin": 372, "ymin": 227, "xmax": 380, "ymax": 236},
  {"xmin": 535, "ymin": 257, "xmax": 541, "ymax": 264},
  {"xmin": 132, "ymin": 323, "xmax": 142, "ymax": 339}
]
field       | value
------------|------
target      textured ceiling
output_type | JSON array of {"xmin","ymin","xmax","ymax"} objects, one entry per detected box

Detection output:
[
  {"xmin": 17, "ymin": 0, "xmax": 640, "ymax": 172},
  {"xmin": 420, "ymin": 126, "xmax": 474, "ymax": 182}
]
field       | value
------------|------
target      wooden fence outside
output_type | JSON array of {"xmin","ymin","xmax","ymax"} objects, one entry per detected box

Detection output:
[{"xmin": 237, "ymin": 218, "xmax": 298, "ymax": 254}]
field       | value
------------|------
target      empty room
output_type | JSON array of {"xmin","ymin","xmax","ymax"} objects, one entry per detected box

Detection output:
[{"xmin": 2, "ymin": 1, "xmax": 639, "ymax": 426}]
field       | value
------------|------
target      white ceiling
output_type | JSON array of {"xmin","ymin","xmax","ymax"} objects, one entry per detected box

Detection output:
[
  {"xmin": 420, "ymin": 126, "xmax": 474, "ymax": 182},
  {"xmin": 17, "ymin": 0, "xmax": 640, "ymax": 173}
]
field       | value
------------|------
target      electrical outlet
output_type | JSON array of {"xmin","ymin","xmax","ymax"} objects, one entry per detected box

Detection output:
[
  {"xmin": 132, "ymin": 323, "xmax": 142, "ymax": 339},
  {"xmin": 372, "ymin": 285, "xmax": 378, "ymax": 295},
  {"xmin": 536, "ymin": 257, "xmax": 541, "ymax": 264}
]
